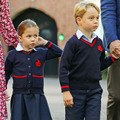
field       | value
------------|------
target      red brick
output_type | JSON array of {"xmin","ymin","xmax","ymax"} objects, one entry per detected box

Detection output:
[{"xmin": 9, "ymin": 0, "xmax": 82, "ymax": 49}]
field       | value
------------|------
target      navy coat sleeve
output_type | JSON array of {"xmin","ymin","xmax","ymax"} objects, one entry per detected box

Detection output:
[
  {"xmin": 45, "ymin": 41, "xmax": 62, "ymax": 60},
  {"xmin": 101, "ymin": 0, "xmax": 118, "ymax": 47},
  {"xmin": 5, "ymin": 50, "xmax": 14, "ymax": 84}
]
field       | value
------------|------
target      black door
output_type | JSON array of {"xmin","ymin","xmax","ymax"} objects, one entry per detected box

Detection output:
[{"xmin": 12, "ymin": 8, "xmax": 58, "ymax": 77}]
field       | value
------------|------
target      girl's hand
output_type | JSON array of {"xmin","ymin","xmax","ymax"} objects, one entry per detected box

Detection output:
[
  {"xmin": 63, "ymin": 91, "xmax": 73, "ymax": 107},
  {"xmin": 5, "ymin": 90, "xmax": 10, "ymax": 101},
  {"xmin": 37, "ymin": 36, "xmax": 48, "ymax": 46}
]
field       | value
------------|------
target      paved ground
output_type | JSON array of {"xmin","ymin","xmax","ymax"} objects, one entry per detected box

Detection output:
[{"xmin": 6, "ymin": 78, "xmax": 108, "ymax": 120}]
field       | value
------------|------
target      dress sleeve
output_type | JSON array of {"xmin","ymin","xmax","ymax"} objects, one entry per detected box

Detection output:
[{"xmin": 0, "ymin": 0, "xmax": 19, "ymax": 47}]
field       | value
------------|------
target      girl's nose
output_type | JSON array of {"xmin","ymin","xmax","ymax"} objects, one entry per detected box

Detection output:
[{"xmin": 31, "ymin": 38, "xmax": 35, "ymax": 42}]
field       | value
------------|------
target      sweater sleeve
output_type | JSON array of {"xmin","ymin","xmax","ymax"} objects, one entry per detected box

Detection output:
[
  {"xmin": 59, "ymin": 39, "xmax": 75, "ymax": 92},
  {"xmin": 0, "ymin": 0, "xmax": 19, "ymax": 47},
  {"xmin": 101, "ymin": 0, "xmax": 118, "ymax": 47},
  {"xmin": 100, "ymin": 49, "xmax": 117, "ymax": 70},
  {"xmin": 45, "ymin": 41, "xmax": 62, "ymax": 60},
  {"xmin": 5, "ymin": 51, "xmax": 14, "ymax": 84}
]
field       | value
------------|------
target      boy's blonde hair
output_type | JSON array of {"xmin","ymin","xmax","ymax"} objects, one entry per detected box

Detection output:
[
  {"xmin": 17, "ymin": 19, "xmax": 39, "ymax": 36},
  {"xmin": 74, "ymin": 1, "xmax": 100, "ymax": 24}
]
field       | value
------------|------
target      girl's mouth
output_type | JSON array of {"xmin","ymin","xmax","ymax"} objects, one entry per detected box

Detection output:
[{"xmin": 31, "ymin": 43, "xmax": 35, "ymax": 46}]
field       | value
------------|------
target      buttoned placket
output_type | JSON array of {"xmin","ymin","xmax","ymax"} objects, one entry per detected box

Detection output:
[{"xmin": 26, "ymin": 53, "xmax": 32, "ymax": 90}]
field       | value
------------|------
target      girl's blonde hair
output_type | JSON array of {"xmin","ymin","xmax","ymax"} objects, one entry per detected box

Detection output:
[
  {"xmin": 17, "ymin": 19, "xmax": 39, "ymax": 36},
  {"xmin": 74, "ymin": 1, "xmax": 100, "ymax": 24}
]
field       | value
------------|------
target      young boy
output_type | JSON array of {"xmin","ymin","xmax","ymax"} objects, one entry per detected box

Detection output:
[{"xmin": 59, "ymin": 1, "xmax": 118, "ymax": 120}]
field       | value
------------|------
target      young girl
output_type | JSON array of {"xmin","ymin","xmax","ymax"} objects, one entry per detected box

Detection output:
[
  {"xmin": 5, "ymin": 19, "xmax": 62, "ymax": 120},
  {"xmin": 0, "ymin": 0, "xmax": 19, "ymax": 119}
]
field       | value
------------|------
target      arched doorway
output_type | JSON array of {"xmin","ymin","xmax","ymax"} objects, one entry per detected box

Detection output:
[{"xmin": 12, "ymin": 8, "xmax": 58, "ymax": 77}]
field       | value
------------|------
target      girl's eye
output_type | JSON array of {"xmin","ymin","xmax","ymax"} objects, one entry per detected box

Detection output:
[
  {"xmin": 27, "ymin": 35, "xmax": 31, "ymax": 38},
  {"xmin": 89, "ymin": 17, "xmax": 93, "ymax": 19},
  {"xmin": 34, "ymin": 35, "xmax": 38, "ymax": 37}
]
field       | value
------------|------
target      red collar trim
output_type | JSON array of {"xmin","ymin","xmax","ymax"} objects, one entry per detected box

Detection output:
[
  {"xmin": 74, "ymin": 33, "xmax": 97, "ymax": 47},
  {"xmin": 21, "ymin": 50, "xmax": 32, "ymax": 54}
]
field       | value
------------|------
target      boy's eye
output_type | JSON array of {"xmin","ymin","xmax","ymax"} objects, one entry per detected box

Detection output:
[
  {"xmin": 97, "ymin": 17, "xmax": 99, "ymax": 20},
  {"xmin": 89, "ymin": 17, "xmax": 93, "ymax": 19}
]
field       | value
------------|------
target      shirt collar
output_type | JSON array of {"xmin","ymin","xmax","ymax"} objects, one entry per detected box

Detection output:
[
  {"xmin": 76, "ymin": 29, "xmax": 97, "ymax": 40},
  {"xmin": 16, "ymin": 43, "xmax": 37, "ymax": 52}
]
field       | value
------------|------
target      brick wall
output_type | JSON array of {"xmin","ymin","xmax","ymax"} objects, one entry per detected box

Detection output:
[{"xmin": 9, "ymin": 0, "xmax": 82, "ymax": 49}]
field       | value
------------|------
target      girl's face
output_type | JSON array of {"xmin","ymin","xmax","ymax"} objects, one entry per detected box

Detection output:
[
  {"xmin": 77, "ymin": 7, "xmax": 99, "ymax": 34},
  {"xmin": 18, "ymin": 27, "xmax": 39, "ymax": 51}
]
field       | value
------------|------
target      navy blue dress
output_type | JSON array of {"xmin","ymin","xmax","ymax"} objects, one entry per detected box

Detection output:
[{"xmin": 11, "ymin": 94, "xmax": 52, "ymax": 120}]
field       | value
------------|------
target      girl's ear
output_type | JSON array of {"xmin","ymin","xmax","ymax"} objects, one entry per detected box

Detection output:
[
  {"xmin": 18, "ymin": 35, "xmax": 22, "ymax": 42},
  {"xmin": 76, "ymin": 17, "xmax": 82, "ymax": 25}
]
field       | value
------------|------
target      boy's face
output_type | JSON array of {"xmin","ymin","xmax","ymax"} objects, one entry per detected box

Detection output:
[
  {"xmin": 18, "ymin": 27, "xmax": 39, "ymax": 51},
  {"xmin": 77, "ymin": 7, "xmax": 99, "ymax": 33}
]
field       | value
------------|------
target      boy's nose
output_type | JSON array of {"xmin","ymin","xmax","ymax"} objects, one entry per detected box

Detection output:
[{"xmin": 94, "ymin": 19, "xmax": 98, "ymax": 23}]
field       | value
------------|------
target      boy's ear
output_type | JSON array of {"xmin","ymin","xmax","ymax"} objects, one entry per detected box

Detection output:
[{"xmin": 76, "ymin": 17, "xmax": 82, "ymax": 25}]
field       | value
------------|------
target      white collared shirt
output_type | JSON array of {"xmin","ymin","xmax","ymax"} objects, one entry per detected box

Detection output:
[
  {"xmin": 76, "ymin": 29, "xmax": 97, "ymax": 43},
  {"xmin": 16, "ymin": 43, "xmax": 37, "ymax": 52}
]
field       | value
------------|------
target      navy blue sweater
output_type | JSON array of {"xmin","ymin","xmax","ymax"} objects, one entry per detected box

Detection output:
[
  {"xmin": 5, "ymin": 41, "xmax": 62, "ymax": 94},
  {"xmin": 59, "ymin": 34, "xmax": 116, "ymax": 92}
]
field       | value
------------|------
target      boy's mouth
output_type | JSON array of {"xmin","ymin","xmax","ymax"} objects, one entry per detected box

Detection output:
[{"xmin": 93, "ymin": 26, "xmax": 98, "ymax": 28}]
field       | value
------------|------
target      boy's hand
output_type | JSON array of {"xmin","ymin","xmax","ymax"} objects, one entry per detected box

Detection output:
[
  {"xmin": 37, "ymin": 36, "xmax": 48, "ymax": 46},
  {"xmin": 63, "ymin": 91, "xmax": 73, "ymax": 107},
  {"xmin": 5, "ymin": 90, "xmax": 10, "ymax": 101}
]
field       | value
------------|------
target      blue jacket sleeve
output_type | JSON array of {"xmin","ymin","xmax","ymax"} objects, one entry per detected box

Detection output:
[{"xmin": 101, "ymin": 0, "xmax": 118, "ymax": 47}]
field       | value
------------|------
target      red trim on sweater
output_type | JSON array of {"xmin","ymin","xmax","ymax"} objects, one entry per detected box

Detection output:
[
  {"xmin": 80, "ymin": 38, "xmax": 97, "ymax": 47},
  {"xmin": 21, "ymin": 50, "xmax": 27, "ymax": 53},
  {"xmin": 13, "ymin": 75, "xmax": 27, "ymax": 78},
  {"xmin": 28, "ymin": 50, "xmax": 32, "ymax": 54},
  {"xmin": 21, "ymin": 50, "xmax": 32, "ymax": 54},
  {"xmin": 74, "ymin": 33, "xmax": 97, "ymax": 47},
  {"xmin": 32, "ymin": 75, "xmax": 44, "ymax": 78},
  {"xmin": 61, "ymin": 85, "xmax": 69, "ymax": 89},
  {"xmin": 47, "ymin": 42, "xmax": 53, "ymax": 48},
  {"xmin": 111, "ymin": 55, "xmax": 115, "ymax": 62}
]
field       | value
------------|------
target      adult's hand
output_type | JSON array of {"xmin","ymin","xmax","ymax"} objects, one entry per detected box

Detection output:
[{"xmin": 110, "ymin": 40, "xmax": 120, "ymax": 58}]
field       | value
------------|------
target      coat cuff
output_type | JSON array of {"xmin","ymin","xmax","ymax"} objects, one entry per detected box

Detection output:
[
  {"xmin": 61, "ymin": 85, "xmax": 70, "ymax": 92},
  {"xmin": 45, "ymin": 41, "xmax": 53, "ymax": 48},
  {"xmin": 110, "ymin": 55, "xmax": 118, "ymax": 62}
]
